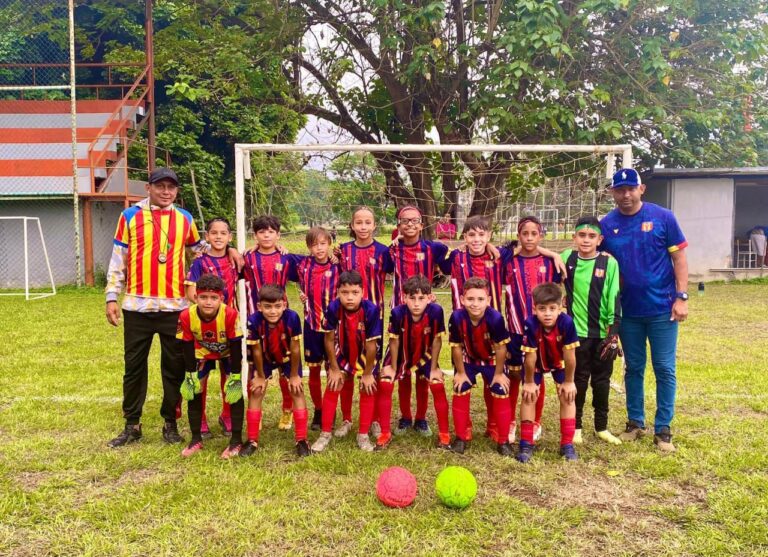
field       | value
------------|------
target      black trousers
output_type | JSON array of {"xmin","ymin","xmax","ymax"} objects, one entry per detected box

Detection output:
[
  {"xmin": 122, "ymin": 310, "xmax": 185, "ymax": 425},
  {"xmin": 574, "ymin": 337, "xmax": 614, "ymax": 432}
]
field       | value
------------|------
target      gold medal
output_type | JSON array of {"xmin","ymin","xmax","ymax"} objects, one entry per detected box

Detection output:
[{"xmin": 158, "ymin": 253, "xmax": 167, "ymax": 264}]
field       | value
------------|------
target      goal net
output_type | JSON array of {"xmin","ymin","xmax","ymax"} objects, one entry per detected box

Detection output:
[{"xmin": 0, "ymin": 216, "xmax": 57, "ymax": 300}]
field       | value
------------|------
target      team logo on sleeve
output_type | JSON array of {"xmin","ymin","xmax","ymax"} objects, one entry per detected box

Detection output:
[{"xmin": 641, "ymin": 222, "xmax": 654, "ymax": 232}]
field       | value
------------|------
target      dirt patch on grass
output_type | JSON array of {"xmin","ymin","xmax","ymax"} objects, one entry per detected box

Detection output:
[{"xmin": 15, "ymin": 471, "xmax": 54, "ymax": 491}]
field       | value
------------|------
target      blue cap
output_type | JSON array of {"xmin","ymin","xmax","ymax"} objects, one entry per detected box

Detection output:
[{"xmin": 611, "ymin": 168, "xmax": 640, "ymax": 188}]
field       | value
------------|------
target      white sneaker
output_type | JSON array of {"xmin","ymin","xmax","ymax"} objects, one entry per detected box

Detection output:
[
  {"xmin": 508, "ymin": 421, "xmax": 517, "ymax": 444},
  {"xmin": 533, "ymin": 423, "xmax": 542, "ymax": 442},
  {"xmin": 357, "ymin": 433, "xmax": 375, "ymax": 452},
  {"xmin": 334, "ymin": 419, "xmax": 353, "ymax": 438},
  {"xmin": 311, "ymin": 432, "xmax": 332, "ymax": 453},
  {"xmin": 573, "ymin": 428, "xmax": 583, "ymax": 445},
  {"xmin": 369, "ymin": 421, "xmax": 382, "ymax": 438}
]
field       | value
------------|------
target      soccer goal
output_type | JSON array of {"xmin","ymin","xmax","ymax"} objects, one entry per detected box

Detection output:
[{"xmin": 0, "ymin": 216, "xmax": 57, "ymax": 300}]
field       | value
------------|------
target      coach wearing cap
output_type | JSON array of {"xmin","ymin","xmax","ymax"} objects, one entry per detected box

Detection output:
[
  {"xmin": 599, "ymin": 168, "xmax": 689, "ymax": 453},
  {"xmin": 105, "ymin": 168, "xmax": 240, "ymax": 448}
]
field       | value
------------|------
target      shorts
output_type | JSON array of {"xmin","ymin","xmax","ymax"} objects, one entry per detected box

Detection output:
[
  {"xmin": 505, "ymin": 334, "xmax": 523, "ymax": 371},
  {"xmin": 195, "ymin": 358, "xmax": 231, "ymax": 380},
  {"xmin": 380, "ymin": 347, "xmax": 430, "ymax": 381},
  {"xmin": 454, "ymin": 363, "xmax": 508, "ymax": 397},
  {"xmin": 249, "ymin": 361, "xmax": 299, "ymax": 381},
  {"xmin": 303, "ymin": 323, "xmax": 326, "ymax": 365},
  {"xmin": 522, "ymin": 368, "xmax": 566, "ymax": 386}
]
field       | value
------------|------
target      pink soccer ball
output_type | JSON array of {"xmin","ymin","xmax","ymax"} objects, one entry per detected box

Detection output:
[{"xmin": 376, "ymin": 466, "xmax": 418, "ymax": 508}]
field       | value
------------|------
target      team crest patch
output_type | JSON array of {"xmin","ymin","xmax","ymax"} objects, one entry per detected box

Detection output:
[
  {"xmin": 641, "ymin": 222, "xmax": 654, "ymax": 232},
  {"xmin": 485, "ymin": 260, "xmax": 494, "ymax": 268},
  {"xmin": 613, "ymin": 228, "xmax": 619, "ymax": 234},
  {"xmin": 369, "ymin": 257, "xmax": 377, "ymax": 266},
  {"xmin": 416, "ymin": 252, "xmax": 425, "ymax": 261},
  {"xmin": 594, "ymin": 269, "xmax": 605, "ymax": 278},
  {"xmin": 424, "ymin": 326, "xmax": 432, "ymax": 335},
  {"xmin": 358, "ymin": 322, "xmax": 365, "ymax": 331},
  {"xmin": 539, "ymin": 266, "xmax": 547, "ymax": 273},
  {"xmin": 556, "ymin": 335, "xmax": 562, "ymax": 342},
  {"xmin": 325, "ymin": 270, "xmax": 332, "ymax": 277},
  {"xmin": 275, "ymin": 263, "xmax": 283, "ymax": 271}
]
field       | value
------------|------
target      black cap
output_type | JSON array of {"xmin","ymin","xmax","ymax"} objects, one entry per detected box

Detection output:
[{"xmin": 148, "ymin": 167, "xmax": 179, "ymax": 186}]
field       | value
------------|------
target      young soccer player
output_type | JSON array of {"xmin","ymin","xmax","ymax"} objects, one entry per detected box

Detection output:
[
  {"xmin": 242, "ymin": 284, "xmax": 311, "ymax": 458},
  {"xmin": 504, "ymin": 215, "xmax": 562, "ymax": 443},
  {"xmin": 242, "ymin": 215, "xmax": 296, "ymax": 432},
  {"xmin": 562, "ymin": 216, "xmax": 622, "ymax": 445},
  {"xmin": 390, "ymin": 205, "xmax": 449, "ymax": 437},
  {"xmin": 291, "ymin": 227, "xmax": 341, "ymax": 432},
  {"xmin": 517, "ymin": 282, "xmax": 580, "ymax": 463},
  {"xmin": 311, "ymin": 270, "xmax": 382, "ymax": 453},
  {"xmin": 184, "ymin": 217, "xmax": 238, "ymax": 437},
  {"xmin": 448, "ymin": 277, "xmax": 513, "ymax": 456},
  {"xmin": 176, "ymin": 274, "xmax": 245, "ymax": 459},
  {"xmin": 378, "ymin": 275, "xmax": 450, "ymax": 450}
]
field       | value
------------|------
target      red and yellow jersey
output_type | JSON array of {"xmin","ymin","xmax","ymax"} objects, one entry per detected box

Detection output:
[
  {"xmin": 113, "ymin": 201, "xmax": 201, "ymax": 299},
  {"xmin": 176, "ymin": 304, "xmax": 241, "ymax": 360}
]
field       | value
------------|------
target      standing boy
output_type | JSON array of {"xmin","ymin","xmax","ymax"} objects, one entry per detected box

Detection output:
[
  {"xmin": 517, "ymin": 282, "xmax": 580, "ymax": 463},
  {"xmin": 562, "ymin": 216, "xmax": 622, "ymax": 445}
]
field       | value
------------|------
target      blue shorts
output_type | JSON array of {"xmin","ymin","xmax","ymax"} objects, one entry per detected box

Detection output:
[
  {"xmin": 303, "ymin": 324, "xmax": 326, "ymax": 365},
  {"xmin": 195, "ymin": 359, "xmax": 231, "ymax": 380},
  {"xmin": 454, "ymin": 363, "xmax": 508, "ymax": 397},
  {"xmin": 506, "ymin": 334, "xmax": 523, "ymax": 370},
  {"xmin": 522, "ymin": 369, "xmax": 566, "ymax": 385},
  {"xmin": 382, "ymin": 347, "xmax": 433, "ymax": 382},
  {"xmin": 249, "ymin": 361, "xmax": 301, "ymax": 381}
]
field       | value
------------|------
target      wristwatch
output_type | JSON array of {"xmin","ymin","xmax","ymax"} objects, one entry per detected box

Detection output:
[{"xmin": 675, "ymin": 291, "xmax": 689, "ymax": 301}]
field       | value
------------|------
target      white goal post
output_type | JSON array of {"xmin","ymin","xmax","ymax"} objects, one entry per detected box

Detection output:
[{"xmin": 0, "ymin": 216, "xmax": 57, "ymax": 300}]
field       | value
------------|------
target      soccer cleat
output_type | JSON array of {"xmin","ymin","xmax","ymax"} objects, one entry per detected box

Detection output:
[
  {"xmin": 357, "ymin": 433, "xmax": 375, "ymax": 452},
  {"xmin": 200, "ymin": 420, "xmax": 212, "ymax": 440},
  {"xmin": 295, "ymin": 440, "xmax": 312, "ymax": 458},
  {"xmin": 218, "ymin": 415, "xmax": 232, "ymax": 436},
  {"xmin": 239, "ymin": 441, "xmax": 259, "ymax": 457},
  {"xmin": 596, "ymin": 430, "xmax": 622, "ymax": 445},
  {"xmin": 449, "ymin": 438, "xmax": 468, "ymax": 454},
  {"xmin": 334, "ymin": 419, "xmax": 353, "ymax": 438},
  {"xmin": 653, "ymin": 427, "xmax": 676, "ymax": 453},
  {"xmin": 311, "ymin": 409, "xmax": 322, "ymax": 431},
  {"xmin": 533, "ymin": 423, "xmax": 542, "ymax": 442},
  {"xmin": 516, "ymin": 442, "xmax": 534, "ymax": 463},
  {"xmin": 414, "ymin": 419, "xmax": 432, "ymax": 437},
  {"xmin": 220, "ymin": 443, "xmax": 242, "ymax": 459},
  {"xmin": 619, "ymin": 420, "xmax": 648, "ymax": 442},
  {"xmin": 311, "ymin": 432, "xmax": 332, "ymax": 453},
  {"xmin": 278, "ymin": 410, "xmax": 294, "ymax": 431},
  {"xmin": 573, "ymin": 428, "xmax": 583, "ymax": 445},
  {"xmin": 369, "ymin": 421, "xmax": 382, "ymax": 438},
  {"xmin": 375, "ymin": 432, "xmax": 392, "ymax": 451},
  {"xmin": 437, "ymin": 433, "xmax": 452, "ymax": 450},
  {"xmin": 560, "ymin": 444, "xmax": 578, "ymax": 461},
  {"xmin": 508, "ymin": 421, "xmax": 517, "ymax": 444},
  {"xmin": 162, "ymin": 421, "xmax": 184, "ymax": 444},
  {"xmin": 181, "ymin": 440, "xmax": 203, "ymax": 457},
  {"xmin": 107, "ymin": 424, "xmax": 142, "ymax": 448},
  {"xmin": 497, "ymin": 442, "xmax": 514, "ymax": 457},
  {"xmin": 394, "ymin": 418, "xmax": 413, "ymax": 435}
]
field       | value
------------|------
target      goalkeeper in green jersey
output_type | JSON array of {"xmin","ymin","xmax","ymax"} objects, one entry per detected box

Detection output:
[{"xmin": 561, "ymin": 216, "xmax": 622, "ymax": 445}]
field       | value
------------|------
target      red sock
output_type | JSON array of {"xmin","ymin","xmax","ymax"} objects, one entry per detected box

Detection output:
[
  {"xmin": 308, "ymin": 364, "xmax": 323, "ymax": 410},
  {"xmin": 430, "ymin": 382, "xmax": 450, "ymax": 436},
  {"xmin": 246, "ymin": 409, "xmax": 262, "ymax": 443},
  {"xmin": 415, "ymin": 377, "xmax": 429, "ymax": 421},
  {"xmin": 200, "ymin": 375, "xmax": 209, "ymax": 424},
  {"xmin": 483, "ymin": 382, "xmax": 496, "ymax": 432},
  {"xmin": 321, "ymin": 388, "xmax": 340, "ymax": 433},
  {"xmin": 560, "ymin": 417, "xmax": 576, "ymax": 446},
  {"xmin": 372, "ymin": 378, "xmax": 381, "ymax": 424},
  {"xmin": 398, "ymin": 372, "xmax": 413, "ymax": 420},
  {"xmin": 521, "ymin": 420, "xmax": 535, "ymax": 444},
  {"xmin": 341, "ymin": 379, "xmax": 354, "ymax": 422},
  {"xmin": 219, "ymin": 372, "xmax": 231, "ymax": 419},
  {"xmin": 279, "ymin": 375, "xmax": 292, "ymax": 412},
  {"xmin": 377, "ymin": 379, "xmax": 395, "ymax": 436},
  {"xmin": 358, "ymin": 390, "xmax": 376, "ymax": 434},
  {"xmin": 493, "ymin": 396, "xmax": 512, "ymax": 443},
  {"xmin": 293, "ymin": 408, "xmax": 308, "ymax": 442},
  {"xmin": 535, "ymin": 378, "xmax": 545, "ymax": 424},
  {"xmin": 175, "ymin": 398, "xmax": 182, "ymax": 420},
  {"xmin": 509, "ymin": 375, "xmax": 521, "ymax": 421},
  {"xmin": 452, "ymin": 393, "xmax": 471, "ymax": 441}
]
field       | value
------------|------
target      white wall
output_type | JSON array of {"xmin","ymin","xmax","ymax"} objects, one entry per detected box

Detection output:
[{"xmin": 671, "ymin": 178, "xmax": 734, "ymax": 279}]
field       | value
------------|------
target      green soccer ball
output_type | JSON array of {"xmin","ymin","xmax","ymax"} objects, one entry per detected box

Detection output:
[{"xmin": 435, "ymin": 466, "xmax": 477, "ymax": 509}]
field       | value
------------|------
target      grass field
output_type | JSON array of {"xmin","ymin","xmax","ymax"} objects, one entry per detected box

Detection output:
[{"xmin": 1, "ymin": 281, "xmax": 767, "ymax": 556}]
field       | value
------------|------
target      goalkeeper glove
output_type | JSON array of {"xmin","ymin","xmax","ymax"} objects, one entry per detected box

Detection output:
[
  {"xmin": 180, "ymin": 372, "xmax": 201, "ymax": 401},
  {"xmin": 224, "ymin": 373, "xmax": 243, "ymax": 404},
  {"xmin": 599, "ymin": 335, "xmax": 622, "ymax": 362}
]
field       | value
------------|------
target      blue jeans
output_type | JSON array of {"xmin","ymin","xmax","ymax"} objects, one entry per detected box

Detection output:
[{"xmin": 620, "ymin": 314, "xmax": 678, "ymax": 433}]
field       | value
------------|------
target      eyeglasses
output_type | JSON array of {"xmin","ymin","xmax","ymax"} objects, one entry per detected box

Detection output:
[{"xmin": 398, "ymin": 218, "xmax": 422, "ymax": 225}]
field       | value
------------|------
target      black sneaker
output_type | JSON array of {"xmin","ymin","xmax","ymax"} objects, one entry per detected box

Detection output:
[
  {"xmin": 497, "ymin": 441, "xmax": 514, "ymax": 457},
  {"xmin": 295, "ymin": 439, "xmax": 312, "ymax": 458},
  {"xmin": 450, "ymin": 438, "xmax": 468, "ymax": 454},
  {"xmin": 107, "ymin": 424, "xmax": 142, "ymax": 448},
  {"xmin": 162, "ymin": 421, "xmax": 184, "ymax": 444},
  {"xmin": 516, "ymin": 442, "xmax": 534, "ymax": 463},
  {"xmin": 311, "ymin": 409, "xmax": 322, "ymax": 431},
  {"xmin": 239, "ymin": 440, "xmax": 259, "ymax": 457}
]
